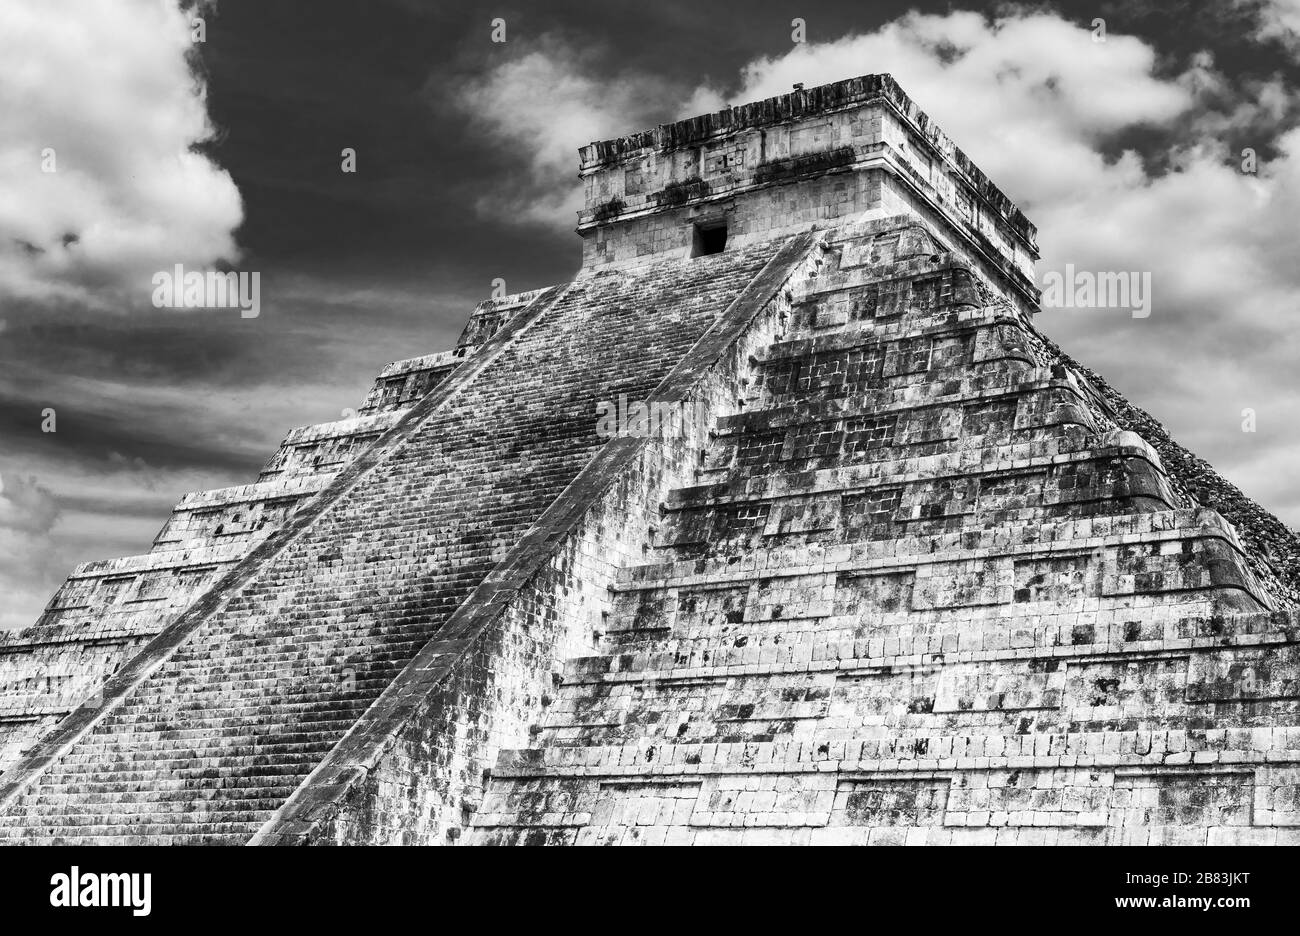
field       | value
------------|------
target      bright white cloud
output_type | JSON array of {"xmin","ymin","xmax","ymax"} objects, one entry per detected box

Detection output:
[{"xmin": 0, "ymin": 0, "xmax": 243, "ymax": 310}]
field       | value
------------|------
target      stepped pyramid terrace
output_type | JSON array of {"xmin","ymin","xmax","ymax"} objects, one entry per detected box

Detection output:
[{"xmin": 2, "ymin": 74, "xmax": 1300, "ymax": 845}]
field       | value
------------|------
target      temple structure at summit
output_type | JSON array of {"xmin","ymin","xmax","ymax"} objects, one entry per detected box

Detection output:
[{"xmin": 1, "ymin": 75, "xmax": 1298, "ymax": 845}]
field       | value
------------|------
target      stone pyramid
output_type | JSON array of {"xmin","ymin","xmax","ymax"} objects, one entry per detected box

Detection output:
[{"xmin": 2, "ymin": 75, "xmax": 1299, "ymax": 845}]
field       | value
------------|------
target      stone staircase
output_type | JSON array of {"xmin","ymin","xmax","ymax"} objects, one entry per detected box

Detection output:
[
  {"xmin": 468, "ymin": 221, "xmax": 1300, "ymax": 845},
  {"xmin": 0, "ymin": 343, "xmax": 466, "ymax": 774},
  {"xmin": 0, "ymin": 240, "xmax": 797, "ymax": 843}
]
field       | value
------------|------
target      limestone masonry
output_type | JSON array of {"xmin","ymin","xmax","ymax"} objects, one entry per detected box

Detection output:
[{"xmin": 2, "ymin": 74, "xmax": 1299, "ymax": 845}]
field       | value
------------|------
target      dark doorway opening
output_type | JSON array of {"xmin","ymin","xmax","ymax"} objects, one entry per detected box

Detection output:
[{"xmin": 692, "ymin": 221, "xmax": 728, "ymax": 257}]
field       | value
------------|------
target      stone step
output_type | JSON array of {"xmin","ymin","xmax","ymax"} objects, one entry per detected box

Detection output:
[
  {"xmin": 666, "ymin": 438, "xmax": 1159, "ymax": 511},
  {"xmin": 0, "ymin": 824, "xmax": 266, "ymax": 845},
  {"xmin": 60, "ymin": 712, "xmax": 367, "ymax": 742},
  {"xmin": 539, "ymin": 680, "xmax": 1300, "ymax": 745},
  {"xmin": 468, "ymin": 767, "xmax": 1300, "ymax": 846},
  {"xmin": 600, "ymin": 592, "xmax": 1248, "ymax": 651},
  {"xmin": 699, "ymin": 416, "xmax": 1087, "ymax": 480},
  {"xmin": 41, "ymin": 750, "xmax": 331, "ymax": 777},
  {"xmin": 740, "ymin": 355, "xmax": 1067, "ymax": 412},
  {"xmin": 591, "ymin": 614, "xmax": 1291, "ymax": 674},
  {"xmin": 656, "ymin": 487, "xmax": 1172, "ymax": 561},
  {"xmin": 125, "ymin": 652, "xmax": 420, "ymax": 680},
  {"xmin": 491, "ymin": 729, "xmax": 1300, "ymax": 777},
  {"xmin": 617, "ymin": 508, "xmax": 1247, "ymax": 589},
  {"xmin": 748, "ymin": 354, "xmax": 1044, "ymax": 410},
  {"xmin": 21, "ymin": 786, "xmax": 300, "ymax": 807}
]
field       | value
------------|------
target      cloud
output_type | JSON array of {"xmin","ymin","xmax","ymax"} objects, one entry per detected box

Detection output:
[
  {"xmin": 0, "ymin": 0, "xmax": 243, "ymax": 310},
  {"xmin": 450, "ymin": 35, "xmax": 681, "ymax": 228},
  {"xmin": 1242, "ymin": 0, "xmax": 1300, "ymax": 47},
  {"xmin": 0, "ymin": 473, "xmax": 66, "ymax": 630}
]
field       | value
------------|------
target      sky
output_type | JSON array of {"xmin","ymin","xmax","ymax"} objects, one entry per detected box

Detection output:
[{"xmin": 2, "ymin": 0, "xmax": 1300, "ymax": 628}]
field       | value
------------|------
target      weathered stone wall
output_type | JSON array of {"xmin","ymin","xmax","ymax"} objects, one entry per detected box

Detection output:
[
  {"xmin": 357, "ymin": 352, "xmax": 462, "ymax": 415},
  {"xmin": 583, "ymin": 169, "xmax": 880, "ymax": 271},
  {"xmin": 470, "ymin": 216, "xmax": 1300, "ymax": 846},
  {"xmin": 1025, "ymin": 328, "xmax": 1300, "ymax": 608},
  {"xmin": 577, "ymin": 74, "xmax": 1039, "ymax": 312}
]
